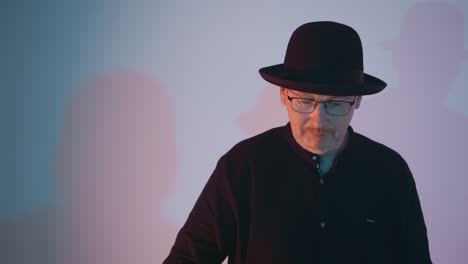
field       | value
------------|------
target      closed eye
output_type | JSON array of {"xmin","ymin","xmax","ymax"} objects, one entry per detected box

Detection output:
[{"xmin": 298, "ymin": 99, "xmax": 314, "ymax": 105}]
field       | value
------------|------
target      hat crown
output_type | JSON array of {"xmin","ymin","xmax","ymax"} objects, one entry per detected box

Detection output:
[
  {"xmin": 258, "ymin": 21, "xmax": 386, "ymax": 96},
  {"xmin": 284, "ymin": 21, "xmax": 363, "ymax": 71}
]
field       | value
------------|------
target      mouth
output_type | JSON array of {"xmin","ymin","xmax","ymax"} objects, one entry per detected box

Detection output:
[
  {"xmin": 312, "ymin": 132, "xmax": 329, "ymax": 138},
  {"xmin": 306, "ymin": 128, "xmax": 334, "ymax": 137}
]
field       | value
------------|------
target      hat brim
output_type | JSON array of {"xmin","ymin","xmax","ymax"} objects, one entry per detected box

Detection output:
[{"xmin": 259, "ymin": 64, "xmax": 387, "ymax": 96}]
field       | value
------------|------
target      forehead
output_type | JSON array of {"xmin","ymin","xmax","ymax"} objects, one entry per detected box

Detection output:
[{"xmin": 286, "ymin": 89, "xmax": 354, "ymax": 100}]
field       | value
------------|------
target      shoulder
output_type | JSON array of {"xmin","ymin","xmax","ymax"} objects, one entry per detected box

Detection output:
[
  {"xmin": 221, "ymin": 125, "xmax": 288, "ymax": 165},
  {"xmin": 351, "ymin": 131, "xmax": 410, "ymax": 171},
  {"xmin": 350, "ymin": 131, "xmax": 416, "ymax": 195},
  {"xmin": 209, "ymin": 126, "xmax": 288, "ymax": 191}
]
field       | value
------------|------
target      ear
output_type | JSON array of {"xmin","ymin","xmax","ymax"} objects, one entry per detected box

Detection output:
[
  {"xmin": 280, "ymin": 87, "xmax": 287, "ymax": 105},
  {"xmin": 354, "ymin": 96, "xmax": 362, "ymax": 110}
]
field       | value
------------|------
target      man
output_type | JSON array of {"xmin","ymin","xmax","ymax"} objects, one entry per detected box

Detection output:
[{"xmin": 163, "ymin": 21, "xmax": 432, "ymax": 263}]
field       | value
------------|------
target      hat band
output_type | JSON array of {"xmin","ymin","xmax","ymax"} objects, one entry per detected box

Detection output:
[{"xmin": 283, "ymin": 68, "xmax": 364, "ymax": 85}]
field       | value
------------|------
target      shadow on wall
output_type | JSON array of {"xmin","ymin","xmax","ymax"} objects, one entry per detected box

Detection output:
[
  {"xmin": 352, "ymin": 2, "xmax": 468, "ymax": 264},
  {"xmin": 0, "ymin": 206, "xmax": 56, "ymax": 264},
  {"xmin": 55, "ymin": 71, "xmax": 179, "ymax": 264}
]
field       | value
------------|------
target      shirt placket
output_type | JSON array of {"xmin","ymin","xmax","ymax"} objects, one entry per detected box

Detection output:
[{"xmin": 312, "ymin": 154, "xmax": 329, "ymax": 262}]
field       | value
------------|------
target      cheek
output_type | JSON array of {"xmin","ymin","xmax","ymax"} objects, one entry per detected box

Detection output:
[
  {"xmin": 334, "ymin": 117, "xmax": 352, "ymax": 135},
  {"xmin": 288, "ymin": 114, "xmax": 308, "ymax": 133}
]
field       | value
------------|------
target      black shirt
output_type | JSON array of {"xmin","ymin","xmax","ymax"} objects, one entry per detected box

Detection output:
[{"xmin": 164, "ymin": 124, "xmax": 432, "ymax": 263}]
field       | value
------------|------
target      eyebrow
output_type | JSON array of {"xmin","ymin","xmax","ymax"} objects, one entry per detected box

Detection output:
[{"xmin": 288, "ymin": 91, "xmax": 354, "ymax": 100}]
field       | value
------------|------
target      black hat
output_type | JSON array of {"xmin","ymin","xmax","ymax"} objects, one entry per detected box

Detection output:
[{"xmin": 259, "ymin": 21, "xmax": 387, "ymax": 95}]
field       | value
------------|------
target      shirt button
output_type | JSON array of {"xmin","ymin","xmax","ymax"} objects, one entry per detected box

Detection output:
[
  {"xmin": 312, "ymin": 156, "xmax": 317, "ymax": 160},
  {"xmin": 320, "ymin": 222, "xmax": 326, "ymax": 228},
  {"xmin": 320, "ymin": 178, "xmax": 324, "ymax": 184}
]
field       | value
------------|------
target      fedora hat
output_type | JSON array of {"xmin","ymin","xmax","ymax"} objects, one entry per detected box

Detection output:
[{"xmin": 259, "ymin": 21, "xmax": 387, "ymax": 95}]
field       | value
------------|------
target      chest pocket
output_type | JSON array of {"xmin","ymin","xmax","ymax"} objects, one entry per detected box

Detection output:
[
  {"xmin": 358, "ymin": 216, "xmax": 395, "ymax": 264},
  {"xmin": 323, "ymin": 215, "xmax": 394, "ymax": 264}
]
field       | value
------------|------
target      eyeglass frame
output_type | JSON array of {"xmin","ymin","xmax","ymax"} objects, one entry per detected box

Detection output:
[{"xmin": 286, "ymin": 93, "xmax": 357, "ymax": 116}]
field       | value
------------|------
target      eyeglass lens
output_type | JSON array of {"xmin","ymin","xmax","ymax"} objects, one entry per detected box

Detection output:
[{"xmin": 292, "ymin": 99, "xmax": 352, "ymax": 115}]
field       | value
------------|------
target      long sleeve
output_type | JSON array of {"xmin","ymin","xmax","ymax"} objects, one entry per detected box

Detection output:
[
  {"xmin": 163, "ymin": 155, "xmax": 238, "ymax": 264},
  {"xmin": 396, "ymin": 164, "xmax": 432, "ymax": 264}
]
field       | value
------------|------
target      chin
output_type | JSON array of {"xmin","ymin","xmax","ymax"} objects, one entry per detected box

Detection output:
[
  {"xmin": 307, "ymin": 142, "xmax": 336, "ymax": 155},
  {"xmin": 303, "ymin": 144, "xmax": 328, "ymax": 155},
  {"xmin": 311, "ymin": 148, "xmax": 331, "ymax": 155}
]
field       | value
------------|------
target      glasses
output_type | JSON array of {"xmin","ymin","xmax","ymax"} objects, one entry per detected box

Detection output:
[{"xmin": 287, "ymin": 94, "xmax": 356, "ymax": 116}]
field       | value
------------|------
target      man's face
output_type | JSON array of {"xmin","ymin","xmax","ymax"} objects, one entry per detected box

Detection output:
[{"xmin": 280, "ymin": 87, "xmax": 362, "ymax": 155}]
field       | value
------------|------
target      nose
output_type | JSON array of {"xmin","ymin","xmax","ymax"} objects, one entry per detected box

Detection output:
[{"xmin": 309, "ymin": 102, "xmax": 330, "ymax": 125}]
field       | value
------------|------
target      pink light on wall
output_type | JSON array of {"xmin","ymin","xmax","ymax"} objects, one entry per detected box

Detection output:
[
  {"xmin": 56, "ymin": 71, "xmax": 179, "ymax": 264},
  {"xmin": 237, "ymin": 85, "xmax": 288, "ymax": 135}
]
